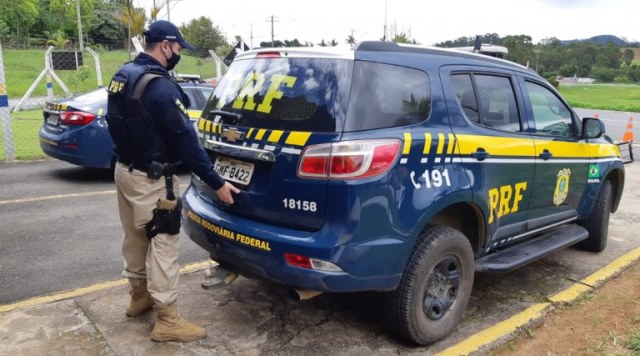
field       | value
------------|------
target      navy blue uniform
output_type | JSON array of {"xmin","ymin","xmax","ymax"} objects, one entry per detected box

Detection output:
[{"xmin": 107, "ymin": 53, "xmax": 224, "ymax": 190}]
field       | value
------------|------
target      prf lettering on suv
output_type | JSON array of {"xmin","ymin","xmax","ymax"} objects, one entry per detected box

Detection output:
[{"xmin": 182, "ymin": 41, "xmax": 628, "ymax": 345}]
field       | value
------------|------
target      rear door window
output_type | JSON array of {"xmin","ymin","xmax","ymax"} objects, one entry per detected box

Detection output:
[
  {"xmin": 345, "ymin": 62, "xmax": 430, "ymax": 131},
  {"xmin": 204, "ymin": 58, "xmax": 353, "ymax": 132}
]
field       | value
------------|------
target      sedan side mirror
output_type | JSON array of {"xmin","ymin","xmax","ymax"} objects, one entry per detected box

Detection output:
[{"xmin": 582, "ymin": 117, "xmax": 605, "ymax": 139}]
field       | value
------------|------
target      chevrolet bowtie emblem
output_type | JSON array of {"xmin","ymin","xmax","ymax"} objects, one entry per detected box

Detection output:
[{"xmin": 221, "ymin": 127, "xmax": 245, "ymax": 142}]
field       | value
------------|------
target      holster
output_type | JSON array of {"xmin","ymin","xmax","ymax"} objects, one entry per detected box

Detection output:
[
  {"xmin": 146, "ymin": 199, "xmax": 182, "ymax": 239},
  {"xmin": 145, "ymin": 162, "xmax": 181, "ymax": 239}
]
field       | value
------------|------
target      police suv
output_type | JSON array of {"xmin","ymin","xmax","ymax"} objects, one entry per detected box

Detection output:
[{"xmin": 182, "ymin": 41, "xmax": 626, "ymax": 345}]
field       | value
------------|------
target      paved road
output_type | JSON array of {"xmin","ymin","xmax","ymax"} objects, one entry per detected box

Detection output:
[
  {"xmin": 1, "ymin": 161, "xmax": 639, "ymax": 354},
  {"xmin": 0, "ymin": 160, "xmax": 208, "ymax": 304}
]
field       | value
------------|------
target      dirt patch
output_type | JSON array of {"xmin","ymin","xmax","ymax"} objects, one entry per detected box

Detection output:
[{"xmin": 489, "ymin": 261, "xmax": 640, "ymax": 355}]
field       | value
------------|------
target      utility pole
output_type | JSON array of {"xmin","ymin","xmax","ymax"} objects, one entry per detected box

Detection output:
[
  {"xmin": 76, "ymin": 0, "xmax": 84, "ymax": 50},
  {"xmin": 250, "ymin": 24, "xmax": 254, "ymax": 49},
  {"xmin": 383, "ymin": 0, "xmax": 388, "ymax": 41},
  {"xmin": 266, "ymin": 16, "xmax": 278, "ymax": 44},
  {"xmin": 166, "ymin": 0, "xmax": 171, "ymax": 21}
]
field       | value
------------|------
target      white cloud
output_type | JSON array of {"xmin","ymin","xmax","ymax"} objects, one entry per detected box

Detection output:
[{"xmin": 142, "ymin": 0, "xmax": 640, "ymax": 46}]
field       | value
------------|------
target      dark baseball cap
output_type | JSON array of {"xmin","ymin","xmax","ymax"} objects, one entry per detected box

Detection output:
[{"xmin": 144, "ymin": 20, "xmax": 196, "ymax": 51}]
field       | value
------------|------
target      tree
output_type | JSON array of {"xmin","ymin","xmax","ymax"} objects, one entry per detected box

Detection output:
[
  {"xmin": 483, "ymin": 33, "xmax": 501, "ymax": 45},
  {"xmin": 149, "ymin": 0, "xmax": 165, "ymax": 22},
  {"xmin": 46, "ymin": 30, "xmax": 71, "ymax": 48},
  {"xmin": 48, "ymin": 0, "xmax": 96, "ymax": 45},
  {"xmin": 392, "ymin": 32, "xmax": 418, "ymax": 44},
  {"xmin": 502, "ymin": 35, "xmax": 534, "ymax": 66},
  {"xmin": 87, "ymin": 0, "xmax": 128, "ymax": 49},
  {"xmin": 594, "ymin": 42, "xmax": 621, "ymax": 68},
  {"xmin": 0, "ymin": 0, "xmax": 39, "ymax": 46},
  {"xmin": 346, "ymin": 34, "xmax": 356, "ymax": 45},
  {"xmin": 114, "ymin": 0, "xmax": 145, "ymax": 54},
  {"xmin": 623, "ymin": 49, "xmax": 635, "ymax": 67},
  {"xmin": 179, "ymin": 17, "xmax": 227, "ymax": 57}
]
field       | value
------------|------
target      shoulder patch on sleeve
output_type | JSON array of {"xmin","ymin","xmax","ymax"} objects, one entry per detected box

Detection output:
[
  {"xmin": 107, "ymin": 79, "xmax": 126, "ymax": 94},
  {"xmin": 174, "ymin": 98, "xmax": 188, "ymax": 115}
]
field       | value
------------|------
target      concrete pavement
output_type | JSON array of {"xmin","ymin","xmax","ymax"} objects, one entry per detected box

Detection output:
[{"xmin": 2, "ymin": 163, "xmax": 640, "ymax": 355}]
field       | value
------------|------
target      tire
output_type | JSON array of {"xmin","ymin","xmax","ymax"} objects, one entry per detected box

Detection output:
[
  {"xmin": 387, "ymin": 225, "xmax": 474, "ymax": 345},
  {"xmin": 576, "ymin": 179, "xmax": 613, "ymax": 252}
]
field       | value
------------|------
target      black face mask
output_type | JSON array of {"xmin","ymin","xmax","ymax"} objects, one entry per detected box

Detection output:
[{"xmin": 166, "ymin": 50, "xmax": 181, "ymax": 71}]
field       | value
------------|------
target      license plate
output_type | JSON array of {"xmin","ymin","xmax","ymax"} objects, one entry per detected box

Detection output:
[
  {"xmin": 46, "ymin": 114, "xmax": 59, "ymax": 125},
  {"xmin": 214, "ymin": 157, "xmax": 254, "ymax": 185}
]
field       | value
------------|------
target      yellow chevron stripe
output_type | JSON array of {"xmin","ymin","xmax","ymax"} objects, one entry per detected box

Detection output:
[
  {"xmin": 246, "ymin": 128, "xmax": 255, "ymax": 140},
  {"xmin": 204, "ymin": 120, "xmax": 212, "ymax": 133},
  {"xmin": 285, "ymin": 131, "xmax": 312, "ymax": 146},
  {"xmin": 436, "ymin": 133, "xmax": 445, "ymax": 154},
  {"xmin": 255, "ymin": 129, "xmax": 267, "ymax": 140},
  {"xmin": 403, "ymin": 132, "xmax": 412, "ymax": 155},
  {"xmin": 423, "ymin": 133, "xmax": 432, "ymax": 154},
  {"xmin": 448, "ymin": 134, "xmax": 455, "ymax": 155},
  {"xmin": 268, "ymin": 130, "xmax": 284, "ymax": 143},
  {"xmin": 198, "ymin": 118, "xmax": 206, "ymax": 131}
]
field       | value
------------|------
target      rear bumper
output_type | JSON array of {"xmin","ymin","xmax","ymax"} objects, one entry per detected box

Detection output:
[
  {"xmin": 39, "ymin": 124, "xmax": 114, "ymax": 169},
  {"xmin": 182, "ymin": 183, "xmax": 406, "ymax": 292}
]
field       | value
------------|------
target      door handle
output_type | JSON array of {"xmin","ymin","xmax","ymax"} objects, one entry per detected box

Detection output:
[
  {"xmin": 539, "ymin": 149, "xmax": 553, "ymax": 160},
  {"xmin": 471, "ymin": 148, "xmax": 490, "ymax": 161}
]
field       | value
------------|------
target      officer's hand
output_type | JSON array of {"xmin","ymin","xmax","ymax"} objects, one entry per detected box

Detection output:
[{"xmin": 215, "ymin": 182, "xmax": 240, "ymax": 204}]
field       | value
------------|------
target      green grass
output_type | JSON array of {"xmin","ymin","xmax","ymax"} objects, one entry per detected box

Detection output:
[
  {"xmin": 624, "ymin": 329, "xmax": 640, "ymax": 354},
  {"xmin": 558, "ymin": 84, "xmax": 640, "ymax": 112},
  {"xmin": 0, "ymin": 110, "xmax": 46, "ymax": 161},
  {"xmin": 2, "ymin": 49, "xmax": 217, "ymax": 98}
]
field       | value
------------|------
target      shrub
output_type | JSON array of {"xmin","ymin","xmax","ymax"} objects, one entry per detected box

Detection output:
[
  {"xmin": 546, "ymin": 76, "xmax": 559, "ymax": 88},
  {"xmin": 591, "ymin": 67, "xmax": 620, "ymax": 83}
]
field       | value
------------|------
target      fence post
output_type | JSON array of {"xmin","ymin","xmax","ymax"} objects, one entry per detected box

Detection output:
[
  {"xmin": 85, "ymin": 47, "xmax": 103, "ymax": 88},
  {"xmin": 0, "ymin": 42, "xmax": 16, "ymax": 161}
]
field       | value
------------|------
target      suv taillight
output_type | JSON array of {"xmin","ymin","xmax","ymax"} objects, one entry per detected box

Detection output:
[
  {"xmin": 60, "ymin": 111, "xmax": 96, "ymax": 125},
  {"xmin": 298, "ymin": 139, "xmax": 401, "ymax": 179}
]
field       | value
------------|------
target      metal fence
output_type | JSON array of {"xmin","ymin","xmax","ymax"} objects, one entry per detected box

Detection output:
[{"xmin": 0, "ymin": 44, "xmax": 226, "ymax": 162}]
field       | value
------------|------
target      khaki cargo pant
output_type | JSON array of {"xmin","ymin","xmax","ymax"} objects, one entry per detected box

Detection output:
[{"xmin": 114, "ymin": 162, "xmax": 182, "ymax": 307}]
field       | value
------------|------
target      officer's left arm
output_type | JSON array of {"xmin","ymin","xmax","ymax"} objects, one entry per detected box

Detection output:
[{"xmin": 145, "ymin": 80, "xmax": 225, "ymax": 190}]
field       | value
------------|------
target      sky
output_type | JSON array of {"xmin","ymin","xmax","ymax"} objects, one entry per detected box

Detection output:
[{"xmin": 141, "ymin": 0, "xmax": 639, "ymax": 48}]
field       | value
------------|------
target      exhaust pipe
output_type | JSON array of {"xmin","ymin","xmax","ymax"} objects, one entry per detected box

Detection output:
[{"xmin": 289, "ymin": 288, "xmax": 323, "ymax": 301}]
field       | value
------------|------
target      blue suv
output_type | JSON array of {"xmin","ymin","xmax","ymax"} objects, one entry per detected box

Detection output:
[{"xmin": 182, "ymin": 42, "xmax": 626, "ymax": 344}]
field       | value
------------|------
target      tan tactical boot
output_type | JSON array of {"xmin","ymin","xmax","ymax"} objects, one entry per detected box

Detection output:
[
  {"xmin": 151, "ymin": 303, "xmax": 207, "ymax": 342},
  {"xmin": 126, "ymin": 278, "xmax": 154, "ymax": 317}
]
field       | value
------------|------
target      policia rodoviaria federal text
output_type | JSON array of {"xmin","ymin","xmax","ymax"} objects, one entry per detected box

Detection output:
[{"xmin": 106, "ymin": 20, "xmax": 239, "ymax": 342}]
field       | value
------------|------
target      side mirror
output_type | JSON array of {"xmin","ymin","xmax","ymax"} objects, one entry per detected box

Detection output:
[{"xmin": 582, "ymin": 117, "xmax": 605, "ymax": 139}]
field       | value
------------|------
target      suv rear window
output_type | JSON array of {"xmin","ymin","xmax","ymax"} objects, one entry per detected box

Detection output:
[
  {"xmin": 345, "ymin": 62, "xmax": 431, "ymax": 131},
  {"xmin": 204, "ymin": 58, "xmax": 353, "ymax": 132}
]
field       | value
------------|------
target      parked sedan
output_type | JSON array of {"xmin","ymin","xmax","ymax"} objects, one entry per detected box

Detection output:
[{"xmin": 39, "ymin": 78, "xmax": 213, "ymax": 169}]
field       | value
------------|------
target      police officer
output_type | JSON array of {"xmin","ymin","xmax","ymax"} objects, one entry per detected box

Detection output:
[{"xmin": 106, "ymin": 20, "xmax": 239, "ymax": 342}]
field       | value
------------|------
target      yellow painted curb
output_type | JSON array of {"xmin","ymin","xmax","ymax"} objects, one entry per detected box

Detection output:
[
  {"xmin": 0, "ymin": 260, "xmax": 214, "ymax": 314},
  {"xmin": 436, "ymin": 303, "xmax": 551, "ymax": 356},
  {"xmin": 438, "ymin": 246, "xmax": 640, "ymax": 355}
]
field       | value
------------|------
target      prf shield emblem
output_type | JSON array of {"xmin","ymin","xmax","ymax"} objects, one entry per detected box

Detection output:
[{"xmin": 553, "ymin": 168, "xmax": 571, "ymax": 206}]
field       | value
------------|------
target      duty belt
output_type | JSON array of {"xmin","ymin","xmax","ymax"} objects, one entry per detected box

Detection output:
[{"xmin": 118, "ymin": 158, "xmax": 176, "ymax": 180}]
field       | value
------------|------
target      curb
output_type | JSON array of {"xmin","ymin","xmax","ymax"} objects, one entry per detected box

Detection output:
[
  {"xmin": 0, "ymin": 261, "xmax": 214, "ymax": 314},
  {"xmin": 436, "ymin": 246, "xmax": 640, "ymax": 355}
]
